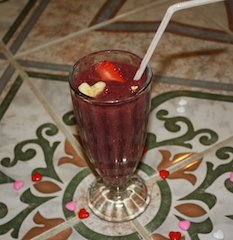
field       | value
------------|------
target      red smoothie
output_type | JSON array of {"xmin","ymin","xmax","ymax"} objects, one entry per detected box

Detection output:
[{"xmin": 69, "ymin": 50, "xmax": 152, "ymax": 186}]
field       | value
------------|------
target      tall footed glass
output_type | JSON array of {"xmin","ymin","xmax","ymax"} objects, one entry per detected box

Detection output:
[{"xmin": 69, "ymin": 50, "xmax": 152, "ymax": 222}]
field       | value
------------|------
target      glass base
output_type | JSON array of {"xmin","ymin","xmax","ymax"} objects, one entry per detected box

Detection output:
[{"xmin": 88, "ymin": 175, "xmax": 150, "ymax": 222}]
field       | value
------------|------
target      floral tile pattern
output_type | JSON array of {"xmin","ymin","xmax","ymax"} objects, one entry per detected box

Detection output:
[{"xmin": 0, "ymin": 0, "xmax": 233, "ymax": 240}]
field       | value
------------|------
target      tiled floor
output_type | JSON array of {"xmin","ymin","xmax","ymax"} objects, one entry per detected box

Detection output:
[{"xmin": 0, "ymin": 0, "xmax": 233, "ymax": 239}]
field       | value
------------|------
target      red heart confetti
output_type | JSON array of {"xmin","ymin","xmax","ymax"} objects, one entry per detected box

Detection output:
[
  {"xmin": 159, "ymin": 169, "xmax": 170, "ymax": 179},
  {"xmin": 13, "ymin": 180, "xmax": 25, "ymax": 191},
  {"xmin": 78, "ymin": 208, "xmax": 90, "ymax": 219},
  {"xmin": 143, "ymin": 146, "xmax": 148, "ymax": 154},
  {"xmin": 169, "ymin": 231, "xmax": 182, "ymax": 240},
  {"xmin": 32, "ymin": 172, "xmax": 42, "ymax": 182}
]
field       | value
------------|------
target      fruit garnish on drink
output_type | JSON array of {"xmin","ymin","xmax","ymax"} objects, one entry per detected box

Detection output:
[
  {"xmin": 95, "ymin": 61, "xmax": 126, "ymax": 83},
  {"xmin": 78, "ymin": 81, "xmax": 106, "ymax": 97},
  {"xmin": 76, "ymin": 61, "xmax": 145, "ymax": 100}
]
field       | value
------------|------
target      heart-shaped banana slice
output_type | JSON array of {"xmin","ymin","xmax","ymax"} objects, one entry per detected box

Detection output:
[{"xmin": 78, "ymin": 81, "xmax": 106, "ymax": 97}]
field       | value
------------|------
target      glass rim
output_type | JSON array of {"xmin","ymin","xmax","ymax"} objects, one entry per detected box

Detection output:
[{"xmin": 68, "ymin": 49, "xmax": 153, "ymax": 105}]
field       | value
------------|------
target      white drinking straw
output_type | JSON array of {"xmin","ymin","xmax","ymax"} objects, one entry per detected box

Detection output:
[{"xmin": 133, "ymin": 0, "xmax": 226, "ymax": 80}]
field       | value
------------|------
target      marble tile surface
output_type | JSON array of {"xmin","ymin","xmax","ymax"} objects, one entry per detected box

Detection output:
[{"xmin": 0, "ymin": 0, "xmax": 233, "ymax": 240}]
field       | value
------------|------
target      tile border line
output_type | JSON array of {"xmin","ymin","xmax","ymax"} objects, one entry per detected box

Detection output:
[
  {"xmin": 2, "ymin": 0, "xmax": 37, "ymax": 44},
  {"xmin": 0, "ymin": 0, "xmax": 49, "ymax": 94}
]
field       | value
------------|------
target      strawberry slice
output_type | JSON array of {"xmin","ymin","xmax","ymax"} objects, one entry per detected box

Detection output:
[{"xmin": 95, "ymin": 61, "xmax": 126, "ymax": 83}]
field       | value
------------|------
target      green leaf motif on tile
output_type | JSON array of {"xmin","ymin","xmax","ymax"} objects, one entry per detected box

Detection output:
[
  {"xmin": 224, "ymin": 179, "xmax": 233, "ymax": 193},
  {"xmin": 226, "ymin": 215, "xmax": 233, "ymax": 220},
  {"xmin": 62, "ymin": 110, "xmax": 76, "ymax": 126},
  {"xmin": 63, "ymin": 168, "xmax": 90, "ymax": 219},
  {"xmin": 180, "ymin": 162, "xmax": 217, "ymax": 209},
  {"xmin": 146, "ymin": 180, "xmax": 172, "ymax": 232},
  {"xmin": 1, "ymin": 139, "xmax": 37, "ymax": 167},
  {"xmin": 0, "ymin": 202, "xmax": 8, "ymax": 219},
  {"xmin": 0, "ymin": 188, "xmax": 54, "ymax": 239},
  {"xmin": 180, "ymin": 145, "xmax": 233, "ymax": 210},
  {"xmin": 0, "ymin": 123, "xmax": 62, "ymax": 182},
  {"xmin": 146, "ymin": 109, "xmax": 218, "ymax": 149},
  {"xmin": 138, "ymin": 162, "xmax": 156, "ymax": 177},
  {"xmin": 217, "ymin": 146, "xmax": 233, "ymax": 193},
  {"xmin": 216, "ymin": 146, "xmax": 233, "ymax": 160},
  {"xmin": 32, "ymin": 122, "xmax": 62, "ymax": 181},
  {"xmin": 0, "ymin": 170, "xmax": 14, "ymax": 184},
  {"xmin": 188, "ymin": 218, "xmax": 213, "ymax": 240}
]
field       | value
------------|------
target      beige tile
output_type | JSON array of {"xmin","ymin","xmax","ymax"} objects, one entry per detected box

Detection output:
[
  {"xmin": 0, "ymin": 0, "xmax": 28, "ymax": 39},
  {"xmin": 17, "ymin": 0, "xmax": 106, "ymax": 52}
]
